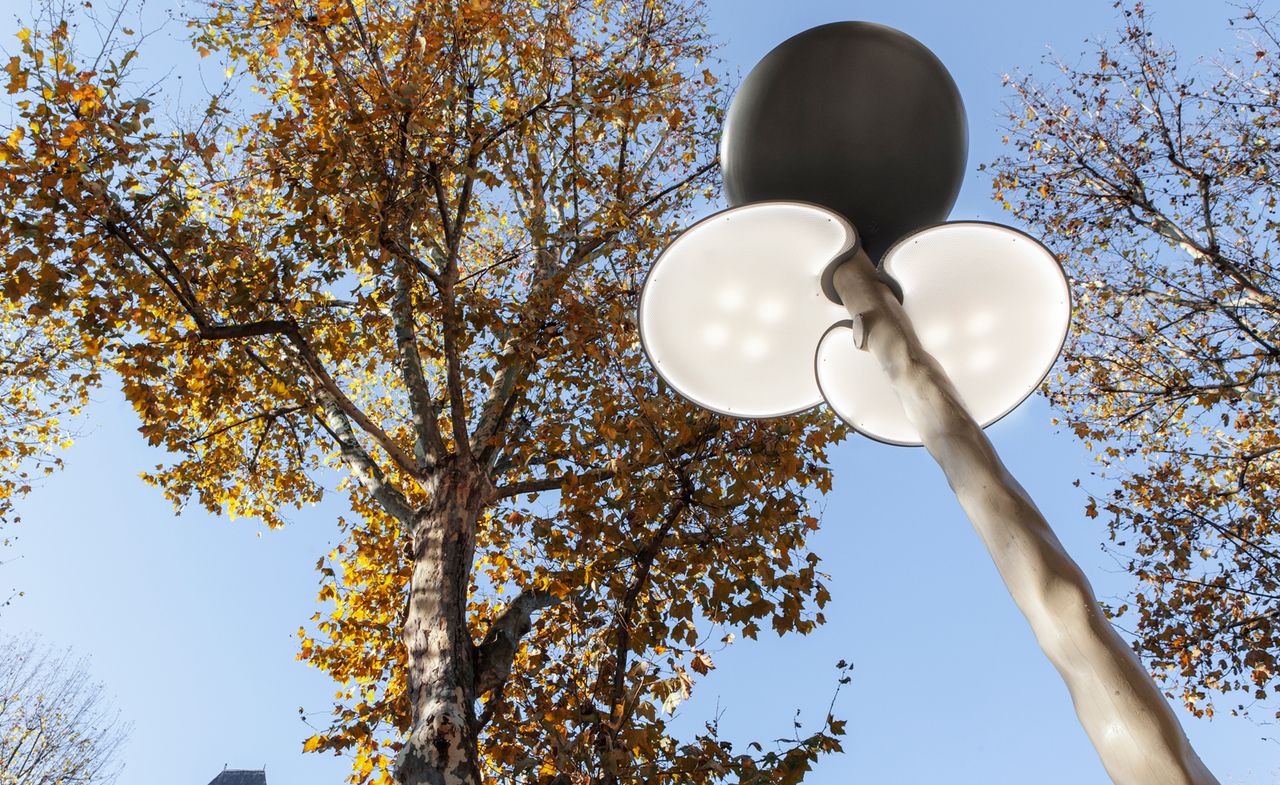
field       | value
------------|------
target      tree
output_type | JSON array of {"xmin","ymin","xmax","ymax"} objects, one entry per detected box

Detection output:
[
  {"xmin": 0, "ymin": 633, "xmax": 128, "ymax": 785},
  {"xmin": 0, "ymin": 2, "xmax": 847, "ymax": 783},
  {"xmin": 989, "ymin": 2, "xmax": 1280, "ymax": 720}
]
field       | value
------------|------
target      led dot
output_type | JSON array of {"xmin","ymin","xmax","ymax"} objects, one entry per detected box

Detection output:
[
  {"xmin": 969, "ymin": 347, "xmax": 998, "ymax": 372},
  {"xmin": 702, "ymin": 322, "xmax": 729, "ymax": 348},
  {"xmin": 757, "ymin": 299, "xmax": 787, "ymax": 324},
  {"xmin": 741, "ymin": 335, "xmax": 770, "ymax": 359},
  {"xmin": 717, "ymin": 287, "xmax": 746, "ymax": 311},
  {"xmin": 967, "ymin": 310, "xmax": 997, "ymax": 336}
]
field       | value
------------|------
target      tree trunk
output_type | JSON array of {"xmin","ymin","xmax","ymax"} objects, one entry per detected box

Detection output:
[
  {"xmin": 832, "ymin": 252, "xmax": 1220, "ymax": 785},
  {"xmin": 395, "ymin": 468, "xmax": 486, "ymax": 785}
]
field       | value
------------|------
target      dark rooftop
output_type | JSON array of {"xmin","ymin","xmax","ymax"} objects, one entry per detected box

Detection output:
[{"xmin": 207, "ymin": 770, "xmax": 267, "ymax": 785}]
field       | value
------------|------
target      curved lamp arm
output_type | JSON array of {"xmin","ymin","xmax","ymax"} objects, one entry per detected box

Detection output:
[{"xmin": 832, "ymin": 251, "xmax": 1219, "ymax": 785}]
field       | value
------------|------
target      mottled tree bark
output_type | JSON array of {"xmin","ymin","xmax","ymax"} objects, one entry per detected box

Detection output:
[
  {"xmin": 833, "ymin": 252, "xmax": 1219, "ymax": 785},
  {"xmin": 395, "ymin": 468, "xmax": 488, "ymax": 785}
]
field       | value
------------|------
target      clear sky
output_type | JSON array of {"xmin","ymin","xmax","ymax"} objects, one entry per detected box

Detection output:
[{"xmin": 2, "ymin": 1, "xmax": 1277, "ymax": 784}]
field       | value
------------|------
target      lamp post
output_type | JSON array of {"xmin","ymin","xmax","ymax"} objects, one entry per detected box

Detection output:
[{"xmin": 637, "ymin": 22, "xmax": 1220, "ymax": 785}]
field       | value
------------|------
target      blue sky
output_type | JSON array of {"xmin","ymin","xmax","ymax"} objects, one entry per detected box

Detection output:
[{"xmin": 2, "ymin": 1, "xmax": 1277, "ymax": 784}]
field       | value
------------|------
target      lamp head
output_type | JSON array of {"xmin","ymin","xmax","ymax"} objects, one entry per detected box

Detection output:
[
  {"xmin": 720, "ymin": 21, "xmax": 968, "ymax": 263},
  {"xmin": 638, "ymin": 203, "xmax": 852, "ymax": 417},
  {"xmin": 816, "ymin": 222, "xmax": 1070, "ymax": 444}
]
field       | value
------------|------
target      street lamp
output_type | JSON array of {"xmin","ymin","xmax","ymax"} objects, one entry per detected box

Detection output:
[{"xmin": 637, "ymin": 21, "xmax": 1220, "ymax": 785}]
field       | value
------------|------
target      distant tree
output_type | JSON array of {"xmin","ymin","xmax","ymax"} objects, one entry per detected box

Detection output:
[
  {"xmin": 989, "ymin": 2, "xmax": 1280, "ymax": 719},
  {"xmin": 0, "ymin": 2, "xmax": 846, "ymax": 783},
  {"xmin": 0, "ymin": 634, "xmax": 128, "ymax": 785}
]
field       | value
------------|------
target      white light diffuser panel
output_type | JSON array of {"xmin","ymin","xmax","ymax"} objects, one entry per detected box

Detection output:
[
  {"xmin": 639, "ymin": 202, "xmax": 853, "ymax": 417},
  {"xmin": 816, "ymin": 222, "xmax": 1070, "ymax": 445}
]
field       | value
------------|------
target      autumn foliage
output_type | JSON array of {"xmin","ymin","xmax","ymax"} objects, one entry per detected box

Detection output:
[
  {"xmin": 990, "ymin": 2, "xmax": 1280, "ymax": 720},
  {"xmin": 1, "ymin": 1, "xmax": 846, "ymax": 783}
]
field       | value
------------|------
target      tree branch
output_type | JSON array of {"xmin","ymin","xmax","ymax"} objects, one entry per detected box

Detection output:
[
  {"xmin": 491, "ymin": 465, "xmax": 616, "ymax": 500},
  {"xmin": 391, "ymin": 262, "xmax": 447, "ymax": 469},
  {"xmin": 472, "ymin": 588, "xmax": 562, "ymax": 699},
  {"xmin": 278, "ymin": 321, "xmax": 424, "ymax": 480},
  {"xmin": 471, "ymin": 159, "xmax": 719, "ymax": 459},
  {"xmin": 184, "ymin": 405, "xmax": 306, "ymax": 446},
  {"xmin": 99, "ymin": 206, "xmax": 424, "ymax": 479},
  {"xmin": 314, "ymin": 393, "xmax": 415, "ymax": 524},
  {"xmin": 605, "ymin": 500, "xmax": 686, "ymax": 752}
]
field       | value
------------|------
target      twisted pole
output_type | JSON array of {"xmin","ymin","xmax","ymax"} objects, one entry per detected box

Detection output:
[{"xmin": 832, "ymin": 250, "xmax": 1219, "ymax": 785}]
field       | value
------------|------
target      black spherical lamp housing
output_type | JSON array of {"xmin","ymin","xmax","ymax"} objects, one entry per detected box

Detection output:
[{"xmin": 720, "ymin": 22, "xmax": 968, "ymax": 262}]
